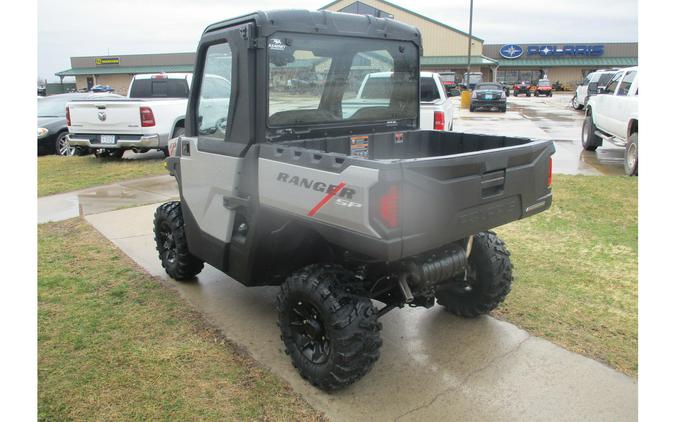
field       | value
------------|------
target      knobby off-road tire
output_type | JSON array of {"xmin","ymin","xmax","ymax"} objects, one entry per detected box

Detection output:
[
  {"xmin": 277, "ymin": 264, "xmax": 382, "ymax": 391},
  {"xmin": 582, "ymin": 114, "xmax": 602, "ymax": 151},
  {"xmin": 435, "ymin": 231, "xmax": 513, "ymax": 318},
  {"xmin": 153, "ymin": 201, "xmax": 204, "ymax": 280}
]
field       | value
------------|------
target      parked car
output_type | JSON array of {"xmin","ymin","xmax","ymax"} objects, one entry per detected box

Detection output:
[
  {"xmin": 37, "ymin": 92, "xmax": 122, "ymax": 156},
  {"xmin": 91, "ymin": 85, "xmax": 114, "ymax": 93},
  {"xmin": 462, "ymin": 72, "xmax": 483, "ymax": 90},
  {"xmin": 67, "ymin": 73, "xmax": 193, "ymax": 158},
  {"xmin": 534, "ymin": 79, "xmax": 553, "ymax": 97},
  {"xmin": 512, "ymin": 81, "xmax": 532, "ymax": 97},
  {"xmin": 582, "ymin": 66, "xmax": 638, "ymax": 175},
  {"xmin": 572, "ymin": 69, "xmax": 617, "ymax": 110},
  {"xmin": 438, "ymin": 71, "xmax": 457, "ymax": 95},
  {"xmin": 344, "ymin": 71, "xmax": 456, "ymax": 131},
  {"xmin": 154, "ymin": 9, "xmax": 554, "ymax": 391},
  {"xmin": 470, "ymin": 82, "xmax": 507, "ymax": 112}
]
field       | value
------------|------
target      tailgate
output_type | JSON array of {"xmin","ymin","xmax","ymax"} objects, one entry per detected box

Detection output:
[
  {"xmin": 398, "ymin": 140, "xmax": 554, "ymax": 257},
  {"xmin": 68, "ymin": 100, "xmax": 143, "ymax": 134}
]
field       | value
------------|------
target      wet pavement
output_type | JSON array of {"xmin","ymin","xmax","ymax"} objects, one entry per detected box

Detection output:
[
  {"xmin": 86, "ymin": 203, "xmax": 637, "ymax": 422},
  {"xmin": 453, "ymin": 93, "xmax": 626, "ymax": 176},
  {"xmin": 37, "ymin": 175, "xmax": 178, "ymax": 223}
]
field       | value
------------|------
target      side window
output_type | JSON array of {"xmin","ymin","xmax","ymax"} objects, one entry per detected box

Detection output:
[
  {"xmin": 604, "ymin": 73, "xmax": 622, "ymax": 94},
  {"xmin": 617, "ymin": 71, "xmax": 636, "ymax": 96},
  {"xmin": 197, "ymin": 43, "xmax": 233, "ymax": 139},
  {"xmin": 420, "ymin": 77, "xmax": 441, "ymax": 102}
]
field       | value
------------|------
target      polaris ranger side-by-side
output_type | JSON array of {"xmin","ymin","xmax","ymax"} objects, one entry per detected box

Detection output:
[{"xmin": 153, "ymin": 10, "xmax": 555, "ymax": 391}]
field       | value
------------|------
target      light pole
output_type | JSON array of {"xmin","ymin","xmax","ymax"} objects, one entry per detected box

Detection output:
[{"xmin": 466, "ymin": 0, "xmax": 474, "ymax": 86}]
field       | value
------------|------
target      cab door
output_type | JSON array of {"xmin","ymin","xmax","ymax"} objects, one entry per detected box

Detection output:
[{"xmin": 180, "ymin": 41, "xmax": 241, "ymax": 245}]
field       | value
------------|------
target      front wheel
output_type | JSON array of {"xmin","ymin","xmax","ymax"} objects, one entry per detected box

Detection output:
[
  {"xmin": 277, "ymin": 264, "xmax": 382, "ymax": 391},
  {"xmin": 572, "ymin": 95, "xmax": 583, "ymax": 110},
  {"xmin": 624, "ymin": 133, "xmax": 638, "ymax": 176},
  {"xmin": 581, "ymin": 114, "xmax": 601, "ymax": 151},
  {"xmin": 435, "ymin": 231, "xmax": 513, "ymax": 318},
  {"xmin": 153, "ymin": 201, "xmax": 204, "ymax": 280}
]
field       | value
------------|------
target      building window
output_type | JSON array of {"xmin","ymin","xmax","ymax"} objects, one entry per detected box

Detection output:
[{"xmin": 339, "ymin": 1, "xmax": 394, "ymax": 19}]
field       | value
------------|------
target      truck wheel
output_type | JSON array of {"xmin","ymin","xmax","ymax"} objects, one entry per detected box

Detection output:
[
  {"xmin": 572, "ymin": 95, "xmax": 583, "ymax": 110},
  {"xmin": 435, "ymin": 231, "xmax": 513, "ymax": 318},
  {"xmin": 624, "ymin": 133, "xmax": 638, "ymax": 176},
  {"xmin": 55, "ymin": 131, "xmax": 74, "ymax": 156},
  {"xmin": 153, "ymin": 201, "xmax": 204, "ymax": 280},
  {"xmin": 581, "ymin": 114, "xmax": 602, "ymax": 151},
  {"xmin": 277, "ymin": 264, "xmax": 382, "ymax": 391}
]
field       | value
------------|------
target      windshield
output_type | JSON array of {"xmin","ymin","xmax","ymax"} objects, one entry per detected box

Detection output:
[
  {"xmin": 537, "ymin": 80, "xmax": 551, "ymax": 87},
  {"xmin": 129, "ymin": 78, "xmax": 189, "ymax": 98},
  {"xmin": 268, "ymin": 32, "xmax": 418, "ymax": 128},
  {"xmin": 476, "ymin": 83, "xmax": 501, "ymax": 91},
  {"xmin": 37, "ymin": 96, "xmax": 69, "ymax": 117}
]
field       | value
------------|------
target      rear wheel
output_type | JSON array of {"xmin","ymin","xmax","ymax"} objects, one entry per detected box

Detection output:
[
  {"xmin": 55, "ymin": 132, "xmax": 75, "ymax": 156},
  {"xmin": 277, "ymin": 264, "xmax": 382, "ymax": 391},
  {"xmin": 435, "ymin": 231, "xmax": 513, "ymax": 318},
  {"xmin": 581, "ymin": 114, "xmax": 601, "ymax": 151},
  {"xmin": 153, "ymin": 201, "xmax": 204, "ymax": 280},
  {"xmin": 624, "ymin": 132, "xmax": 638, "ymax": 176}
]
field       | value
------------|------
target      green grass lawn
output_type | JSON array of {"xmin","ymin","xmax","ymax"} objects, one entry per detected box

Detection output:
[
  {"xmin": 38, "ymin": 155, "xmax": 167, "ymax": 197},
  {"xmin": 494, "ymin": 174, "xmax": 637, "ymax": 376},
  {"xmin": 38, "ymin": 219, "xmax": 324, "ymax": 421}
]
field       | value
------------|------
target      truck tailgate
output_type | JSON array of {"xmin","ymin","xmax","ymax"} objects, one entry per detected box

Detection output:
[
  {"xmin": 68, "ymin": 100, "xmax": 143, "ymax": 134},
  {"xmin": 398, "ymin": 139, "xmax": 554, "ymax": 257}
]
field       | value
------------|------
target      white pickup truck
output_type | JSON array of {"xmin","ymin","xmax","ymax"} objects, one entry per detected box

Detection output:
[
  {"xmin": 582, "ymin": 66, "xmax": 638, "ymax": 175},
  {"xmin": 66, "ymin": 73, "xmax": 192, "ymax": 158},
  {"xmin": 343, "ymin": 71, "xmax": 456, "ymax": 131}
]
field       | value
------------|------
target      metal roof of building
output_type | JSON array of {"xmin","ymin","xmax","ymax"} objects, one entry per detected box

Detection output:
[
  {"xmin": 55, "ymin": 64, "xmax": 195, "ymax": 77},
  {"xmin": 495, "ymin": 57, "xmax": 638, "ymax": 68},
  {"xmin": 421, "ymin": 56, "xmax": 498, "ymax": 66}
]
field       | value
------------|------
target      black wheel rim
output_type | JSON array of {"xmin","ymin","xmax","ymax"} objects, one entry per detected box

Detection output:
[
  {"xmin": 158, "ymin": 221, "xmax": 177, "ymax": 263},
  {"xmin": 289, "ymin": 299, "xmax": 330, "ymax": 364}
]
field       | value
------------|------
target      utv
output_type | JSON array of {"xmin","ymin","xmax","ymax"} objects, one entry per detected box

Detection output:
[{"xmin": 153, "ymin": 9, "xmax": 555, "ymax": 391}]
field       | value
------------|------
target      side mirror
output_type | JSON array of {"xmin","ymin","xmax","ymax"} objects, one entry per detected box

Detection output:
[
  {"xmin": 448, "ymin": 89, "xmax": 461, "ymax": 97},
  {"xmin": 587, "ymin": 82, "xmax": 599, "ymax": 95}
]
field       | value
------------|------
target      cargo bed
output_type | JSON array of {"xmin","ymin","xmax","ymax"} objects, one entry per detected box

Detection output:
[{"xmin": 258, "ymin": 130, "xmax": 555, "ymax": 260}]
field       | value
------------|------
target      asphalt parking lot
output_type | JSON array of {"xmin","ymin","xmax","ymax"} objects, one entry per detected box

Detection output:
[{"xmin": 454, "ymin": 93, "xmax": 626, "ymax": 176}]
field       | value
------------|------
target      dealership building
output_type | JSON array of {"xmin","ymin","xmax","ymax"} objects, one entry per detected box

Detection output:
[{"xmin": 56, "ymin": 0, "xmax": 637, "ymax": 92}]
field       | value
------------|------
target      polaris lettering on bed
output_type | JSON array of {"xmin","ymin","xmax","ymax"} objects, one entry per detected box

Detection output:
[{"xmin": 276, "ymin": 172, "xmax": 356, "ymax": 200}]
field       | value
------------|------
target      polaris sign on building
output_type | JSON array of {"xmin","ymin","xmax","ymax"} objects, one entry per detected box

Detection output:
[
  {"xmin": 499, "ymin": 44, "xmax": 524, "ymax": 59},
  {"xmin": 527, "ymin": 45, "xmax": 604, "ymax": 57},
  {"xmin": 483, "ymin": 42, "xmax": 638, "ymax": 89}
]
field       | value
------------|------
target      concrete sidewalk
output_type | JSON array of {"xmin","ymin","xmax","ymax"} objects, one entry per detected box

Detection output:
[
  {"xmin": 38, "ymin": 175, "xmax": 178, "ymax": 223},
  {"xmin": 86, "ymin": 203, "xmax": 637, "ymax": 422}
]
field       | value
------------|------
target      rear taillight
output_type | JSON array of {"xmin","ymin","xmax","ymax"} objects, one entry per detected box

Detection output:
[
  {"xmin": 66, "ymin": 106, "xmax": 71, "ymax": 126},
  {"xmin": 548, "ymin": 157, "xmax": 553, "ymax": 187},
  {"xmin": 378, "ymin": 185, "xmax": 399, "ymax": 228},
  {"xmin": 433, "ymin": 111, "xmax": 445, "ymax": 131},
  {"xmin": 140, "ymin": 106, "xmax": 156, "ymax": 127}
]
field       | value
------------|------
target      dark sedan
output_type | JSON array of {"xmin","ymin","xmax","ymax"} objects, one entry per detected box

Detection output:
[
  {"xmin": 470, "ymin": 83, "xmax": 507, "ymax": 112},
  {"xmin": 37, "ymin": 93, "xmax": 121, "ymax": 156}
]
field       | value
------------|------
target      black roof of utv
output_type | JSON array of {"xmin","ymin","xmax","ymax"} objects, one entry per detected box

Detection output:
[{"xmin": 204, "ymin": 9, "xmax": 422, "ymax": 46}]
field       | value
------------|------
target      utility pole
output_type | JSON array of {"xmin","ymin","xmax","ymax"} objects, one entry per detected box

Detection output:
[{"xmin": 466, "ymin": 0, "xmax": 474, "ymax": 85}]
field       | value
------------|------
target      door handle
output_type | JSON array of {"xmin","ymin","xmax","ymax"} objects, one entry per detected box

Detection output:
[{"xmin": 182, "ymin": 140, "xmax": 191, "ymax": 156}]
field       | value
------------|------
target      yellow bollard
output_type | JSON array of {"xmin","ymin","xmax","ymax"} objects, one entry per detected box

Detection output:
[{"xmin": 460, "ymin": 90, "xmax": 472, "ymax": 108}]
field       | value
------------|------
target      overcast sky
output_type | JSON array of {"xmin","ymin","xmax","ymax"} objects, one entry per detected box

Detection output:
[{"xmin": 38, "ymin": 0, "xmax": 638, "ymax": 81}]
